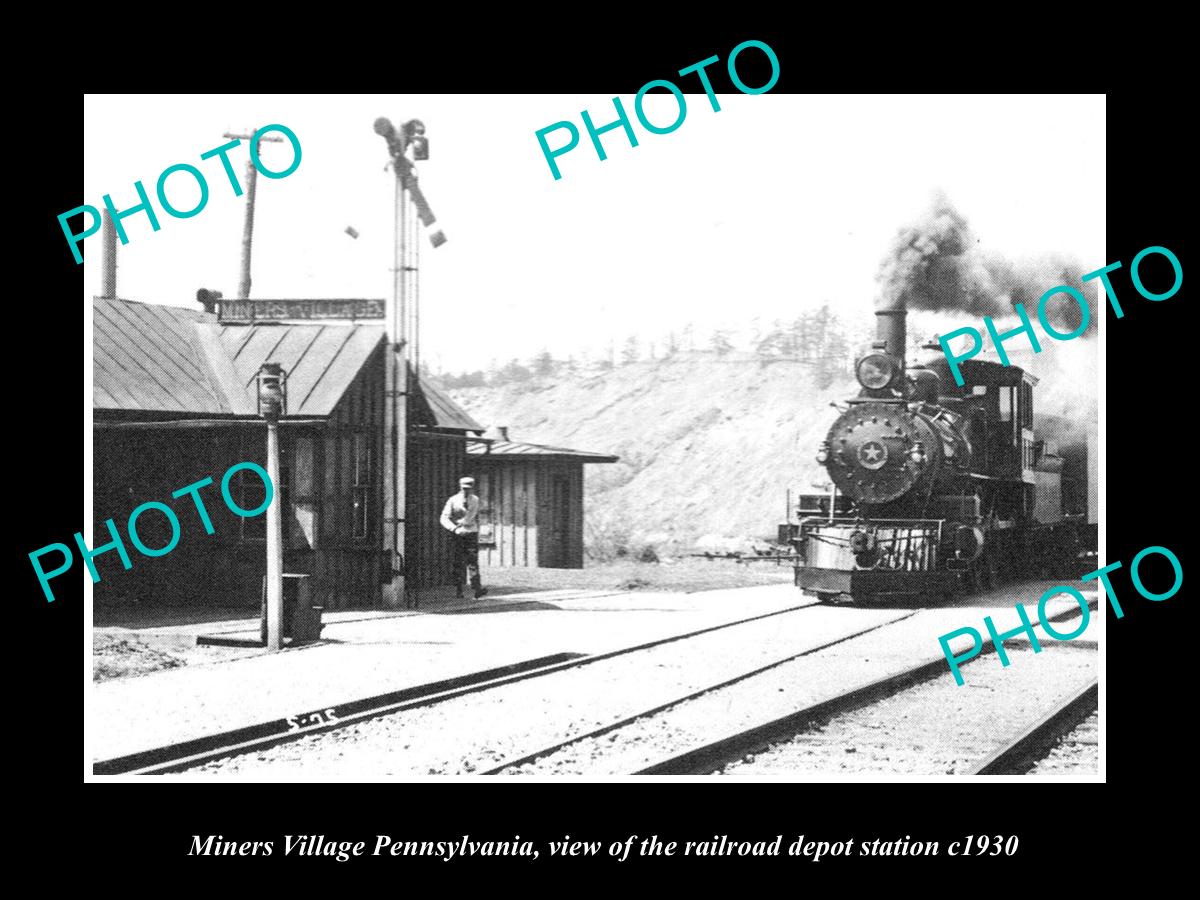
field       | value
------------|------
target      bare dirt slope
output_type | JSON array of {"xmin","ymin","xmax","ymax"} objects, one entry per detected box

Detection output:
[{"xmin": 446, "ymin": 353, "xmax": 856, "ymax": 555}]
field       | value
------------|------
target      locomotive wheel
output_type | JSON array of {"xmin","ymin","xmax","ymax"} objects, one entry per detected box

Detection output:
[
  {"xmin": 984, "ymin": 551, "xmax": 1001, "ymax": 591},
  {"xmin": 968, "ymin": 563, "xmax": 986, "ymax": 594}
]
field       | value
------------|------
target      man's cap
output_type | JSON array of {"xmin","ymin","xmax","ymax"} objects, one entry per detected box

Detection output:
[{"xmin": 459, "ymin": 477, "xmax": 475, "ymax": 486}]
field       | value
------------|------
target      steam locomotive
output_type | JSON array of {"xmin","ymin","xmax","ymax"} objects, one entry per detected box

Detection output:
[{"xmin": 783, "ymin": 305, "xmax": 1095, "ymax": 603}]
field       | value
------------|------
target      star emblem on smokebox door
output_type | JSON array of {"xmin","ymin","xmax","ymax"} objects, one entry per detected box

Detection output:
[{"xmin": 858, "ymin": 440, "xmax": 888, "ymax": 470}]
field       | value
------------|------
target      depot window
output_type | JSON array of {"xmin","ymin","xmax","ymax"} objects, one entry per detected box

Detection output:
[
  {"xmin": 291, "ymin": 436, "xmax": 315, "ymax": 548},
  {"xmin": 351, "ymin": 432, "xmax": 372, "ymax": 540}
]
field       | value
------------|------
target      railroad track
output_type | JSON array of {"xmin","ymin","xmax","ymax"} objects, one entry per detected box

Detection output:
[
  {"xmin": 485, "ymin": 598, "xmax": 1096, "ymax": 777},
  {"xmin": 480, "ymin": 609, "xmax": 918, "ymax": 774},
  {"xmin": 631, "ymin": 603, "xmax": 1097, "ymax": 777},
  {"xmin": 967, "ymin": 679, "xmax": 1098, "ymax": 775},
  {"xmin": 98, "ymin": 585, "xmax": 1095, "ymax": 777},
  {"xmin": 96, "ymin": 597, "xmax": 862, "ymax": 775}
]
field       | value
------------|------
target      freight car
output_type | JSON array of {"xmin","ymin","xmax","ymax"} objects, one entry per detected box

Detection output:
[{"xmin": 782, "ymin": 304, "xmax": 1096, "ymax": 603}]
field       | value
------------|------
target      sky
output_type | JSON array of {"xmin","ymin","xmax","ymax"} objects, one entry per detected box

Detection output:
[{"xmin": 82, "ymin": 94, "xmax": 1105, "ymax": 373}]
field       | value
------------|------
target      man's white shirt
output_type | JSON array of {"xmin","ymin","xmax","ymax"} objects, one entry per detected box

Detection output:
[{"xmin": 441, "ymin": 492, "xmax": 480, "ymax": 533}]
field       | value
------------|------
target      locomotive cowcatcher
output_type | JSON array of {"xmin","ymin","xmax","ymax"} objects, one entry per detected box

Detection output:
[{"xmin": 782, "ymin": 303, "xmax": 1093, "ymax": 604}]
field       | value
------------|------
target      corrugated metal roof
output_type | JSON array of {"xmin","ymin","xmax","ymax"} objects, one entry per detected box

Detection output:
[
  {"xmin": 467, "ymin": 439, "xmax": 618, "ymax": 462},
  {"xmin": 413, "ymin": 377, "xmax": 483, "ymax": 432},
  {"xmin": 94, "ymin": 298, "xmax": 232, "ymax": 414},
  {"xmin": 94, "ymin": 298, "xmax": 385, "ymax": 418},
  {"xmin": 218, "ymin": 321, "xmax": 385, "ymax": 416},
  {"xmin": 95, "ymin": 298, "xmax": 490, "ymax": 431}
]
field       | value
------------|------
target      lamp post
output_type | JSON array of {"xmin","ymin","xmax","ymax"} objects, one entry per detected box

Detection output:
[{"xmin": 257, "ymin": 362, "xmax": 287, "ymax": 650}]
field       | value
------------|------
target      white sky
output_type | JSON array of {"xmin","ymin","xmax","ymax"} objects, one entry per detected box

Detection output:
[{"xmin": 83, "ymin": 94, "xmax": 1105, "ymax": 373}]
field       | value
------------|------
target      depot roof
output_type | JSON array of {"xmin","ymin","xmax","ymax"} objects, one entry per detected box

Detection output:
[
  {"xmin": 466, "ymin": 438, "xmax": 618, "ymax": 463},
  {"xmin": 92, "ymin": 297, "xmax": 481, "ymax": 431}
]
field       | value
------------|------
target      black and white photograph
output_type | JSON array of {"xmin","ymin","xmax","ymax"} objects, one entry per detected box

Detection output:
[{"xmin": 78, "ymin": 90, "xmax": 1107, "ymax": 783}]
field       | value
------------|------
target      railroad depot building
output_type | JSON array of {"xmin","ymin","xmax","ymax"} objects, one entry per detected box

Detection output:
[
  {"xmin": 92, "ymin": 296, "xmax": 616, "ymax": 609},
  {"xmin": 467, "ymin": 428, "xmax": 617, "ymax": 569}
]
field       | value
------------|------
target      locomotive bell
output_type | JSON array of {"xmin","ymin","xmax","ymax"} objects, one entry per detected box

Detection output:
[{"xmin": 907, "ymin": 367, "xmax": 940, "ymax": 403}]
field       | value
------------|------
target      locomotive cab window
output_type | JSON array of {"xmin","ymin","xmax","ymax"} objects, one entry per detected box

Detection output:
[
  {"xmin": 999, "ymin": 386, "xmax": 1014, "ymax": 423},
  {"xmin": 1020, "ymin": 382, "xmax": 1034, "ymax": 428}
]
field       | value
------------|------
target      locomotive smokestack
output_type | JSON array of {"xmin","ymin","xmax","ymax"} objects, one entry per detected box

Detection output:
[{"xmin": 875, "ymin": 307, "xmax": 906, "ymax": 367}]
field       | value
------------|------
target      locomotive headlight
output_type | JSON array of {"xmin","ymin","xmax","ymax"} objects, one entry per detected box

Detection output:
[
  {"xmin": 908, "ymin": 441, "xmax": 926, "ymax": 465},
  {"xmin": 856, "ymin": 353, "xmax": 896, "ymax": 390},
  {"xmin": 816, "ymin": 441, "xmax": 830, "ymax": 464}
]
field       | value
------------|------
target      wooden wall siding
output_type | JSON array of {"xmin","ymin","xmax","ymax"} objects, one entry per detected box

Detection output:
[
  {"xmin": 406, "ymin": 434, "xmax": 468, "ymax": 589},
  {"xmin": 476, "ymin": 463, "xmax": 538, "ymax": 568},
  {"xmin": 92, "ymin": 423, "xmax": 330, "ymax": 608},
  {"xmin": 537, "ymin": 462, "xmax": 584, "ymax": 569},
  {"xmin": 535, "ymin": 465, "xmax": 556, "ymax": 567},
  {"xmin": 475, "ymin": 460, "xmax": 586, "ymax": 569},
  {"xmin": 94, "ymin": 427, "xmax": 235, "ymax": 606},
  {"xmin": 568, "ymin": 465, "xmax": 584, "ymax": 567},
  {"xmin": 92, "ymin": 343, "xmax": 485, "ymax": 609}
]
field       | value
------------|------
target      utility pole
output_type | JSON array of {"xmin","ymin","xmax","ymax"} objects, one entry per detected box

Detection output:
[
  {"xmin": 100, "ymin": 210, "xmax": 117, "ymax": 299},
  {"xmin": 374, "ymin": 116, "xmax": 446, "ymax": 609},
  {"xmin": 224, "ymin": 128, "xmax": 284, "ymax": 299}
]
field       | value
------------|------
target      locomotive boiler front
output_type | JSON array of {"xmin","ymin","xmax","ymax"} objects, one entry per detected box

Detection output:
[
  {"xmin": 816, "ymin": 305, "xmax": 971, "ymax": 508},
  {"xmin": 821, "ymin": 402, "xmax": 940, "ymax": 505}
]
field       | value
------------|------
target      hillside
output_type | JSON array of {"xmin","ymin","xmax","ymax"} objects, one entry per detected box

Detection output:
[{"xmin": 445, "ymin": 353, "xmax": 857, "ymax": 557}]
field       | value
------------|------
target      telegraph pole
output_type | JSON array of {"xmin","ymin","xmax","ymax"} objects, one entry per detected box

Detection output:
[{"xmin": 224, "ymin": 128, "xmax": 284, "ymax": 299}]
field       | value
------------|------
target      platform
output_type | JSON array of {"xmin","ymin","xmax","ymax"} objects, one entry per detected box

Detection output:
[
  {"xmin": 89, "ymin": 584, "xmax": 811, "ymax": 764},
  {"xmin": 88, "ymin": 578, "xmax": 1100, "ymax": 769}
]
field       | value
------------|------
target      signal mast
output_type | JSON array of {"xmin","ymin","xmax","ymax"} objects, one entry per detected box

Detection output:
[{"xmin": 374, "ymin": 116, "xmax": 447, "ymax": 608}]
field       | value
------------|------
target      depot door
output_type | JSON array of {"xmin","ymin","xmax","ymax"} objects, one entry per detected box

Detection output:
[{"xmin": 545, "ymin": 474, "xmax": 570, "ymax": 568}]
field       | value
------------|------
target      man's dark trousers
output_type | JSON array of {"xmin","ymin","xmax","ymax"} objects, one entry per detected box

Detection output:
[{"xmin": 455, "ymin": 532, "xmax": 482, "ymax": 595}]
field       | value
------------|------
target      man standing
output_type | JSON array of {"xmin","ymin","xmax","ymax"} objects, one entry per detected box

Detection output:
[{"xmin": 440, "ymin": 476, "xmax": 487, "ymax": 600}]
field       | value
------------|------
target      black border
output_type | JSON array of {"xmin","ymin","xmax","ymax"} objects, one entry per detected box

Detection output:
[{"xmin": 18, "ymin": 21, "xmax": 1189, "ymax": 884}]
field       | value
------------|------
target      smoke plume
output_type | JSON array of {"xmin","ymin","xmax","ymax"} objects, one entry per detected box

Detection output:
[{"xmin": 876, "ymin": 194, "xmax": 1090, "ymax": 336}]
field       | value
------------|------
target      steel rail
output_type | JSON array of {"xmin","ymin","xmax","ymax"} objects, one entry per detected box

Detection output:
[
  {"xmin": 966, "ymin": 679, "xmax": 1098, "ymax": 775},
  {"xmin": 632, "ymin": 600, "xmax": 1096, "ymax": 776},
  {"xmin": 484, "ymin": 609, "xmax": 919, "ymax": 774},
  {"xmin": 94, "ymin": 599, "xmax": 826, "ymax": 776}
]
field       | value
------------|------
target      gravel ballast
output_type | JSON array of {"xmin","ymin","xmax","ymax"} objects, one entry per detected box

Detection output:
[
  {"xmin": 500, "ymin": 604, "xmax": 1096, "ymax": 777},
  {"xmin": 719, "ymin": 645, "xmax": 1096, "ymax": 776},
  {"xmin": 185, "ymin": 605, "xmax": 907, "ymax": 776},
  {"xmin": 1026, "ymin": 711, "xmax": 1099, "ymax": 775}
]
